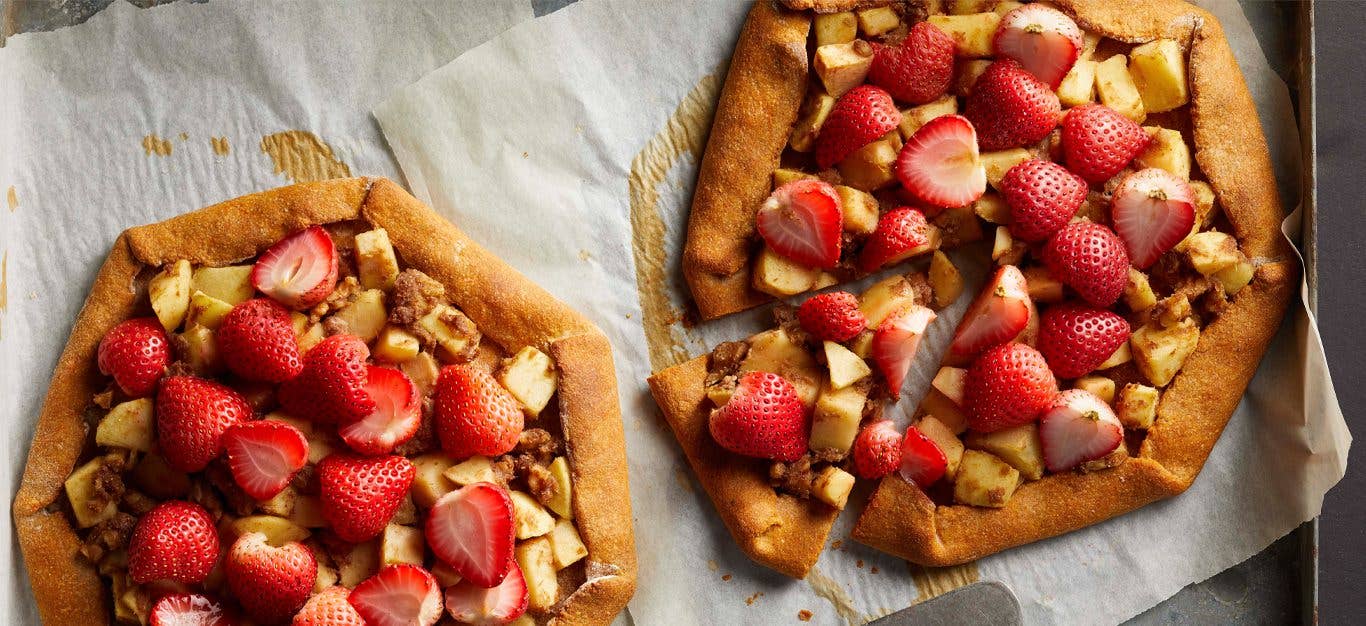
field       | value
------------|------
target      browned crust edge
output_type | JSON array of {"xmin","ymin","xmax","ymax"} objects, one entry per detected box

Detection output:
[
  {"xmin": 13, "ymin": 177, "xmax": 635, "ymax": 625},
  {"xmin": 647, "ymin": 356, "xmax": 838, "ymax": 579}
]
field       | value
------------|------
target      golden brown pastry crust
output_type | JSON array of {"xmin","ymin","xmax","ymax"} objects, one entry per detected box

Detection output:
[
  {"xmin": 13, "ymin": 178, "xmax": 635, "ymax": 624},
  {"xmin": 662, "ymin": 0, "xmax": 1297, "ymax": 571}
]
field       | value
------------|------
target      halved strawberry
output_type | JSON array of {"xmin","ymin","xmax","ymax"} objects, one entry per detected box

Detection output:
[
  {"xmin": 348, "ymin": 564, "xmax": 443, "ymax": 626},
  {"xmin": 856, "ymin": 207, "xmax": 939, "ymax": 273},
  {"xmin": 129, "ymin": 501, "xmax": 220, "ymax": 585},
  {"xmin": 318, "ymin": 454, "xmax": 415, "ymax": 542},
  {"xmin": 1110, "ymin": 168, "xmax": 1197, "ymax": 269},
  {"xmin": 871, "ymin": 304, "xmax": 937, "ymax": 395},
  {"xmin": 444, "ymin": 562, "xmax": 529, "ymax": 625},
  {"xmin": 797, "ymin": 291, "xmax": 866, "ymax": 342},
  {"xmin": 1039, "ymin": 389, "xmax": 1123, "ymax": 472},
  {"xmin": 149, "ymin": 593, "xmax": 232, "ymax": 626},
  {"xmin": 98, "ymin": 317, "xmax": 171, "ymax": 397},
  {"xmin": 1042, "ymin": 222, "xmax": 1130, "ymax": 307},
  {"xmin": 294, "ymin": 586, "xmax": 364, "ymax": 626},
  {"xmin": 868, "ymin": 21, "xmax": 957, "ymax": 104},
  {"xmin": 426, "ymin": 483, "xmax": 516, "ymax": 589},
  {"xmin": 226, "ymin": 532, "xmax": 316, "ymax": 624},
  {"xmin": 894, "ymin": 114, "xmax": 986, "ymax": 208},
  {"xmin": 965, "ymin": 342, "xmax": 1059, "ymax": 433},
  {"xmin": 278, "ymin": 334, "xmax": 376, "ymax": 425},
  {"xmin": 340, "ymin": 366, "xmax": 421, "ymax": 455},
  {"xmin": 964, "ymin": 59, "xmax": 1061, "ymax": 151},
  {"xmin": 993, "ymin": 4, "xmax": 1083, "ymax": 88},
  {"xmin": 898, "ymin": 425, "xmax": 948, "ymax": 488},
  {"xmin": 852, "ymin": 420, "xmax": 904, "ymax": 479},
  {"xmin": 708, "ymin": 371, "xmax": 808, "ymax": 462},
  {"xmin": 1060, "ymin": 104, "xmax": 1151, "ymax": 183},
  {"xmin": 251, "ymin": 225, "xmax": 338, "ymax": 309},
  {"xmin": 223, "ymin": 420, "xmax": 309, "ymax": 500},
  {"xmin": 1001, "ymin": 159, "xmax": 1087, "ymax": 242},
  {"xmin": 755, "ymin": 179, "xmax": 844, "ymax": 269},
  {"xmin": 815, "ymin": 84, "xmax": 902, "ymax": 169},
  {"xmin": 1036, "ymin": 303, "xmax": 1132, "ymax": 379},
  {"xmin": 947, "ymin": 265, "xmax": 1032, "ymax": 362}
]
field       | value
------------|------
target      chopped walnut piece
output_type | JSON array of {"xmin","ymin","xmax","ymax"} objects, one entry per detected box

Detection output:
[
  {"xmin": 514, "ymin": 429, "xmax": 560, "ymax": 464},
  {"xmin": 205, "ymin": 462, "xmax": 255, "ymax": 517},
  {"xmin": 164, "ymin": 361, "xmax": 196, "ymax": 379},
  {"xmin": 810, "ymin": 448, "xmax": 846, "ymax": 464},
  {"xmin": 92, "ymin": 389, "xmax": 115, "ymax": 410},
  {"xmin": 88, "ymin": 459, "xmax": 126, "ymax": 520},
  {"xmin": 491, "ymin": 457, "xmax": 517, "ymax": 488},
  {"xmin": 705, "ymin": 341, "xmax": 749, "ymax": 384},
  {"xmin": 120, "ymin": 489, "xmax": 157, "ymax": 516},
  {"xmin": 773, "ymin": 304, "xmax": 814, "ymax": 349},
  {"xmin": 309, "ymin": 276, "xmax": 362, "ymax": 323},
  {"xmin": 392, "ymin": 410, "xmax": 439, "ymax": 457},
  {"xmin": 769, "ymin": 455, "xmax": 816, "ymax": 499},
  {"xmin": 524, "ymin": 462, "xmax": 558, "ymax": 511},
  {"xmin": 1079, "ymin": 446, "xmax": 1129, "ymax": 472},
  {"xmin": 388, "ymin": 269, "xmax": 447, "ymax": 328},
  {"xmin": 79, "ymin": 512, "xmax": 136, "ymax": 564}
]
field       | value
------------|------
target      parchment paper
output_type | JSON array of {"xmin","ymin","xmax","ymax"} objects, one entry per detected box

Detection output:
[
  {"xmin": 373, "ymin": 1, "xmax": 1351, "ymax": 624},
  {"xmin": 0, "ymin": 2, "xmax": 535, "ymax": 623}
]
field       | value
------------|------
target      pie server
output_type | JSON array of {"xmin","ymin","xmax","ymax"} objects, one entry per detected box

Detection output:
[{"xmin": 868, "ymin": 581, "xmax": 1022, "ymax": 626}]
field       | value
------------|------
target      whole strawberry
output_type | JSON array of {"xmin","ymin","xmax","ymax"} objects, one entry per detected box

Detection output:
[
  {"xmin": 868, "ymin": 21, "xmax": 956, "ymax": 104},
  {"xmin": 815, "ymin": 85, "xmax": 902, "ymax": 169},
  {"xmin": 965, "ymin": 343, "xmax": 1058, "ymax": 432},
  {"xmin": 856, "ymin": 207, "xmax": 937, "ymax": 273},
  {"xmin": 318, "ymin": 453, "xmax": 415, "ymax": 542},
  {"xmin": 98, "ymin": 317, "xmax": 171, "ymax": 397},
  {"xmin": 852, "ymin": 420, "xmax": 903, "ymax": 479},
  {"xmin": 1042, "ymin": 222, "xmax": 1130, "ymax": 307},
  {"xmin": 128, "ymin": 500, "xmax": 219, "ymax": 584},
  {"xmin": 1061, "ymin": 104, "xmax": 1151, "ymax": 183},
  {"xmin": 278, "ymin": 334, "xmax": 376, "ymax": 425},
  {"xmin": 1001, "ymin": 159, "xmax": 1087, "ymax": 242},
  {"xmin": 964, "ymin": 59, "xmax": 1060, "ymax": 151},
  {"xmin": 226, "ymin": 532, "xmax": 316, "ymax": 624},
  {"xmin": 156, "ymin": 376, "xmax": 252, "ymax": 472},
  {"xmin": 434, "ymin": 364, "xmax": 524, "ymax": 459},
  {"xmin": 293, "ymin": 586, "xmax": 364, "ymax": 626},
  {"xmin": 218, "ymin": 298, "xmax": 303, "ymax": 383},
  {"xmin": 797, "ymin": 292, "xmax": 866, "ymax": 342},
  {"xmin": 708, "ymin": 371, "xmax": 807, "ymax": 462},
  {"xmin": 1036, "ymin": 304, "xmax": 1132, "ymax": 379}
]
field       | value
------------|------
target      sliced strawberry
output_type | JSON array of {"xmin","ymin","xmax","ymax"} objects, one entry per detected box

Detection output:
[
  {"xmin": 895, "ymin": 114, "xmax": 987, "ymax": 209},
  {"xmin": 755, "ymin": 179, "xmax": 844, "ymax": 269},
  {"xmin": 318, "ymin": 454, "xmax": 415, "ymax": 542},
  {"xmin": 868, "ymin": 21, "xmax": 957, "ymax": 104},
  {"xmin": 898, "ymin": 425, "xmax": 948, "ymax": 488},
  {"xmin": 217, "ymin": 298, "xmax": 303, "ymax": 383},
  {"xmin": 852, "ymin": 420, "xmax": 904, "ymax": 480},
  {"xmin": 251, "ymin": 225, "xmax": 339, "ymax": 309},
  {"xmin": 157, "ymin": 376, "xmax": 253, "ymax": 473},
  {"xmin": 815, "ymin": 84, "xmax": 902, "ymax": 169},
  {"xmin": 129, "ymin": 501, "xmax": 220, "ymax": 585},
  {"xmin": 1043, "ymin": 222, "xmax": 1131, "ymax": 307},
  {"xmin": 1039, "ymin": 389, "xmax": 1123, "ymax": 472},
  {"xmin": 348, "ymin": 564, "xmax": 443, "ymax": 626},
  {"xmin": 149, "ymin": 593, "xmax": 233, "ymax": 626},
  {"xmin": 1061, "ymin": 104, "xmax": 1151, "ymax": 183},
  {"xmin": 1110, "ymin": 168, "xmax": 1197, "ymax": 269},
  {"xmin": 797, "ymin": 291, "xmax": 866, "ymax": 343},
  {"xmin": 434, "ymin": 365, "xmax": 525, "ymax": 459},
  {"xmin": 444, "ymin": 562, "xmax": 529, "ymax": 625},
  {"xmin": 965, "ymin": 342, "xmax": 1059, "ymax": 432},
  {"xmin": 226, "ymin": 532, "xmax": 316, "ymax": 624},
  {"xmin": 1036, "ymin": 304, "xmax": 1132, "ymax": 379},
  {"xmin": 278, "ymin": 334, "xmax": 376, "ymax": 425},
  {"xmin": 708, "ymin": 371, "xmax": 808, "ymax": 462},
  {"xmin": 426, "ymin": 483, "xmax": 516, "ymax": 589},
  {"xmin": 340, "ymin": 366, "xmax": 421, "ymax": 455},
  {"xmin": 98, "ymin": 317, "xmax": 171, "ymax": 397},
  {"xmin": 294, "ymin": 586, "xmax": 364, "ymax": 626},
  {"xmin": 1001, "ymin": 159, "xmax": 1087, "ymax": 242},
  {"xmin": 947, "ymin": 265, "xmax": 1032, "ymax": 362},
  {"xmin": 223, "ymin": 420, "xmax": 309, "ymax": 500},
  {"xmin": 856, "ymin": 207, "xmax": 939, "ymax": 273},
  {"xmin": 964, "ymin": 59, "xmax": 1061, "ymax": 151},
  {"xmin": 871, "ymin": 304, "xmax": 937, "ymax": 395},
  {"xmin": 993, "ymin": 4, "xmax": 1083, "ymax": 88}
]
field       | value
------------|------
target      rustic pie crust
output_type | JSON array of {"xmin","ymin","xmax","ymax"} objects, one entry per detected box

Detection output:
[
  {"xmin": 657, "ymin": 0, "xmax": 1296, "ymax": 576},
  {"xmin": 13, "ymin": 178, "xmax": 636, "ymax": 624}
]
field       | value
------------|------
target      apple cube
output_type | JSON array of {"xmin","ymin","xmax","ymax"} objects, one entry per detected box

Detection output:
[
  {"xmin": 814, "ymin": 11, "xmax": 857, "ymax": 47},
  {"xmin": 1096, "ymin": 54, "xmax": 1146, "ymax": 122},
  {"xmin": 859, "ymin": 275, "xmax": 921, "ymax": 329},
  {"xmin": 931, "ymin": 367, "xmax": 968, "ymax": 406},
  {"xmin": 1129, "ymin": 39, "xmax": 1189, "ymax": 113},
  {"xmin": 149, "ymin": 260, "xmax": 192, "ymax": 331},
  {"xmin": 838, "ymin": 138, "xmax": 899, "ymax": 191},
  {"xmin": 928, "ymin": 13, "xmax": 1002, "ymax": 58},
  {"xmin": 899, "ymin": 95, "xmax": 959, "ymax": 139},
  {"xmin": 1181, "ymin": 231, "xmax": 1241, "ymax": 276},
  {"xmin": 811, "ymin": 466, "xmax": 857, "ymax": 510},
  {"xmin": 1022, "ymin": 266, "xmax": 1065, "ymax": 303},
  {"xmin": 430, "ymin": 560, "xmax": 463, "ymax": 588},
  {"xmin": 972, "ymin": 191, "xmax": 1010, "ymax": 224},
  {"xmin": 1123, "ymin": 267, "xmax": 1158, "ymax": 311},
  {"xmin": 96, "ymin": 398, "xmax": 155, "ymax": 452},
  {"xmin": 392, "ymin": 495, "xmax": 418, "ymax": 526},
  {"xmin": 965, "ymin": 422, "xmax": 1045, "ymax": 481},
  {"xmin": 297, "ymin": 322, "xmax": 325, "ymax": 354},
  {"xmin": 498, "ymin": 346, "xmax": 560, "ymax": 417},
  {"xmin": 355, "ymin": 228, "xmax": 401, "ymax": 291},
  {"xmin": 928, "ymin": 251, "xmax": 964, "ymax": 309},
  {"xmin": 411, "ymin": 453, "xmax": 457, "ymax": 508},
  {"xmin": 259, "ymin": 487, "xmax": 296, "ymax": 518},
  {"xmin": 1080, "ymin": 31, "xmax": 1102, "ymax": 60},
  {"xmin": 953, "ymin": 0, "xmax": 999, "ymax": 14},
  {"xmin": 773, "ymin": 168, "xmax": 815, "ymax": 187},
  {"xmin": 953, "ymin": 59, "xmax": 993, "ymax": 96},
  {"xmin": 1074, "ymin": 375, "xmax": 1116, "ymax": 404},
  {"xmin": 857, "ymin": 6, "xmax": 901, "ymax": 36},
  {"xmin": 547, "ymin": 456, "xmax": 574, "ymax": 519},
  {"xmin": 917, "ymin": 415, "xmax": 965, "ymax": 480},
  {"xmin": 443, "ymin": 455, "xmax": 496, "ymax": 486},
  {"xmin": 373, "ymin": 326, "xmax": 420, "ymax": 363},
  {"xmin": 65, "ymin": 457, "xmax": 120, "ymax": 528},
  {"xmin": 1131, "ymin": 319, "xmax": 1199, "ymax": 386},
  {"xmin": 313, "ymin": 554, "xmax": 339, "ymax": 593},
  {"xmin": 191, "ymin": 265, "xmax": 254, "ymax": 305},
  {"xmin": 790, "ymin": 92, "xmax": 838, "ymax": 153},
  {"xmin": 179, "ymin": 324, "xmax": 222, "ymax": 375},
  {"xmin": 921, "ymin": 388, "xmax": 970, "ymax": 434},
  {"xmin": 991, "ymin": 226, "xmax": 1021, "ymax": 264},
  {"xmin": 824, "ymin": 341, "xmax": 871, "ymax": 390},
  {"xmin": 332, "ymin": 289, "xmax": 387, "ymax": 342},
  {"xmin": 231, "ymin": 515, "xmax": 310, "ymax": 545},
  {"xmin": 516, "ymin": 537, "xmax": 559, "ymax": 611},
  {"xmin": 815, "ymin": 40, "xmax": 875, "ymax": 98},
  {"xmin": 705, "ymin": 378, "xmax": 736, "ymax": 408},
  {"xmin": 1190, "ymin": 180, "xmax": 1220, "ymax": 228},
  {"xmin": 1116, "ymin": 383, "xmax": 1160, "ymax": 429},
  {"xmin": 981, "ymin": 148, "xmax": 1033, "ymax": 191},
  {"xmin": 380, "ymin": 523, "xmax": 425, "ymax": 566},
  {"xmin": 418, "ymin": 304, "xmax": 479, "ymax": 364},
  {"xmin": 290, "ymin": 496, "xmax": 326, "ymax": 528},
  {"xmin": 953, "ymin": 449, "xmax": 1020, "ymax": 507},
  {"xmin": 1214, "ymin": 256, "xmax": 1255, "ymax": 295},
  {"xmin": 186, "ymin": 290, "xmax": 233, "ymax": 330},
  {"xmin": 932, "ymin": 204, "xmax": 984, "ymax": 248},
  {"xmin": 1097, "ymin": 341, "xmax": 1133, "ymax": 370},
  {"xmin": 338, "ymin": 540, "xmax": 380, "ymax": 588},
  {"xmin": 546, "ymin": 519, "xmax": 588, "ymax": 570},
  {"xmin": 1137, "ymin": 127, "xmax": 1191, "ymax": 179},
  {"xmin": 741, "ymin": 328, "xmax": 824, "ymax": 408},
  {"xmin": 848, "ymin": 330, "xmax": 874, "ymax": 359},
  {"xmin": 1057, "ymin": 59, "xmax": 1097, "ymax": 107},
  {"xmin": 400, "ymin": 351, "xmax": 441, "ymax": 396},
  {"xmin": 809, "ymin": 379, "xmax": 868, "ymax": 454},
  {"xmin": 834, "ymin": 185, "xmax": 880, "ymax": 235},
  {"xmin": 752, "ymin": 246, "xmax": 819, "ymax": 297}
]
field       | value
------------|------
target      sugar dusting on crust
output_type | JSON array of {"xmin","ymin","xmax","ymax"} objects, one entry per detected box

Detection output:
[
  {"xmin": 259, "ymin": 130, "xmax": 351, "ymax": 183},
  {"xmin": 627, "ymin": 72, "xmax": 720, "ymax": 371},
  {"xmin": 909, "ymin": 561, "xmax": 980, "ymax": 604}
]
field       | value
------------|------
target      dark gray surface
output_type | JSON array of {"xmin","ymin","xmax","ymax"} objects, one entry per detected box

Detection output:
[{"xmin": 874, "ymin": 582, "xmax": 1023, "ymax": 626}]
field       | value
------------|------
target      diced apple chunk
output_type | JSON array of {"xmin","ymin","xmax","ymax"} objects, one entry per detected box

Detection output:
[
  {"xmin": 149, "ymin": 260, "xmax": 192, "ymax": 331},
  {"xmin": 516, "ymin": 537, "xmax": 559, "ymax": 611},
  {"xmin": 1137, "ymin": 127, "xmax": 1191, "ymax": 179},
  {"xmin": 834, "ymin": 185, "xmax": 880, "ymax": 235},
  {"xmin": 186, "ymin": 290, "xmax": 234, "ymax": 330},
  {"xmin": 259, "ymin": 486, "xmax": 297, "ymax": 518},
  {"xmin": 65, "ymin": 457, "xmax": 120, "ymax": 528},
  {"xmin": 1190, "ymin": 180, "xmax": 1219, "ymax": 228},
  {"xmin": 191, "ymin": 265, "xmax": 254, "ymax": 305},
  {"xmin": 810, "ymin": 379, "xmax": 868, "ymax": 455},
  {"xmin": 1181, "ymin": 231, "xmax": 1241, "ymax": 276},
  {"xmin": 180, "ymin": 324, "xmax": 221, "ymax": 375},
  {"xmin": 859, "ymin": 275, "xmax": 922, "ymax": 330},
  {"xmin": 824, "ymin": 341, "xmax": 871, "ymax": 390},
  {"xmin": 546, "ymin": 456, "xmax": 574, "ymax": 519},
  {"xmin": 992, "ymin": 226, "xmax": 1023, "ymax": 264},
  {"xmin": 814, "ymin": 11, "xmax": 857, "ymax": 47},
  {"xmin": 931, "ymin": 366, "xmax": 967, "ymax": 407},
  {"xmin": 965, "ymin": 423, "xmax": 1045, "ymax": 481},
  {"xmin": 809, "ymin": 466, "xmax": 856, "ymax": 510},
  {"xmin": 899, "ymin": 95, "xmax": 958, "ymax": 139},
  {"xmin": 953, "ymin": 449, "xmax": 1020, "ymax": 507},
  {"xmin": 932, "ymin": 204, "xmax": 984, "ymax": 248},
  {"xmin": 400, "ymin": 351, "xmax": 440, "ymax": 396},
  {"xmin": 297, "ymin": 322, "xmax": 325, "ymax": 354},
  {"xmin": 953, "ymin": 59, "xmax": 993, "ymax": 96},
  {"xmin": 815, "ymin": 40, "xmax": 875, "ymax": 98},
  {"xmin": 1129, "ymin": 39, "xmax": 1189, "ymax": 113},
  {"xmin": 373, "ymin": 326, "xmax": 420, "ymax": 363},
  {"xmin": 973, "ymin": 191, "xmax": 1011, "ymax": 224},
  {"xmin": 1022, "ymin": 266, "xmax": 1065, "ymax": 303},
  {"xmin": 510, "ymin": 491, "xmax": 555, "ymax": 539},
  {"xmin": 920, "ymin": 388, "xmax": 970, "ymax": 434},
  {"xmin": 1131, "ymin": 319, "xmax": 1199, "ymax": 386},
  {"xmin": 954, "ymin": 0, "xmax": 1000, "ymax": 15},
  {"xmin": 546, "ymin": 519, "xmax": 588, "ymax": 570},
  {"xmin": 1123, "ymin": 267, "xmax": 1158, "ymax": 311},
  {"xmin": 1097, "ymin": 341, "xmax": 1132, "ymax": 370},
  {"xmin": 857, "ymin": 6, "xmax": 900, "ymax": 35},
  {"xmin": 443, "ymin": 455, "xmax": 496, "ymax": 486},
  {"xmin": 334, "ymin": 290, "xmax": 386, "ymax": 342},
  {"xmin": 1057, "ymin": 60, "xmax": 1098, "ymax": 107},
  {"xmin": 981, "ymin": 148, "xmax": 1032, "ymax": 191},
  {"xmin": 773, "ymin": 168, "xmax": 814, "ymax": 187},
  {"xmin": 790, "ymin": 92, "xmax": 838, "ymax": 153},
  {"xmin": 917, "ymin": 416, "xmax": 965, "ymax": 480},
  {"xmin": 498, "ymin": 346, "xmax": 559, "ymax": 417},
  {"xmin": 418, "ymin": 304, "xmax": 480, "ymax": 364},
  {"xmin": 380, "ymin": 523, "xmax": 425, "ymax": 566},
  {"xmin": 97, "ymin": 398, "xmax": 155, "ymax": 452},
  {"xmin": 1074, "ymin": 375, "xmax": 1116, "ymax": 404},
  {"xmin": 231, "ymin": 515, "xmax": 310, "ymax": 545},
  {"xmin": 411, "ymin": 454, "xmax": 457, "ymax": 508},
  {"xmin": 1214, "ymin": 256, "xmax": 1255, "ymax": 295},
  {"xmin": 289, "ymin": 496, "xmax": 326, "ymax": 528},
  {"xmin": 1116, "ymin": 383, "xmax": 1160, "ymax": 429},
  {"xmin": 752, "ymin": 246, "xmax": 819, "ymax": 297},
  {"xmin": 928, "ymin": 13, "xmax": 1002, "ymax": 58},
  {"xmin": 1080, "ymin": 31, "xmax": 1102, "ymax": 60},
  {"xmin": 741, "ymin": 329, "xmax": 824, "ymax": 408},
  {"xmin": 1096, "ymin": 54, "xmax": 1146, "ymax": 122},
  {"xmin": 355, "ymin": 228, "xmax": 401, "ymax": 291},
  {"xmin": 838, "ymin": 138, "xmax": 899, "ymax": 191},
  {"xmin": 928, "ymin": 251, "xmax": 963, "ymax": 309},
  {"xmin": 430, "ymin": 560, "xmax": 463, "ymax": 588},
  {"xmin": 338, "ymin": 540, "xmax": 379, "ymax": 588}
]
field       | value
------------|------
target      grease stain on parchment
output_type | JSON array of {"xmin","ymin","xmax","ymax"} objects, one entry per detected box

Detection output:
[
  {"xmin": 909, "ymin": 561, "xmax": 980, "ymax": 604},
  {"xmin": 142, "ymin": 134, "xmax": 172, "ymax": 157},
  {"xmin": 805, "ymin": 566, "xmax": 863, "ymax": 625},
  {"xmin": 211, "ymin": 137, "xmax": 231, "ymax": 156},
  {"xmin": 627, "ymin": 72, "xmax": 720, "ymax": 372},
  {"xmin": 6, "ymin": 186, "xmax": 15, "ymax": 212},
  {"xmin": 260, "ymin": 130, "xmax": 351, "ymax": 183}
]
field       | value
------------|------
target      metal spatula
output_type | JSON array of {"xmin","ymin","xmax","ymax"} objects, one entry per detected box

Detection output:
[{"xmin": 868, "ymin": 581, "xmax": 1022, "ymax": 626}]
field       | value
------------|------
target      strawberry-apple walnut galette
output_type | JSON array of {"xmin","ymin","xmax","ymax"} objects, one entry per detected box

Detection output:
[
  {"xmin": 656, "ymin": 0, "xmax": 1294, "ymax": 576},
  {"xmin": 15, "ymin": 178, "xmax": 634, "ymax": 625}
]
